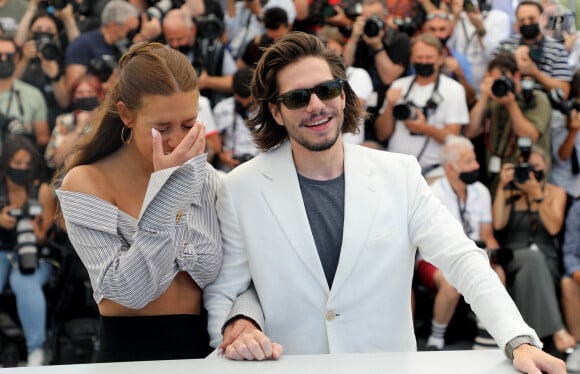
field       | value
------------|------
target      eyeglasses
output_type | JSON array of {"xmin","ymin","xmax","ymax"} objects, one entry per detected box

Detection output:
[
  {"xmin": 426, "ymin": 12, "xmax": 453, "ymax": 21},
  {"xmin": 276, "ymin": 78, "xmax": 344, "ymax": 109}
]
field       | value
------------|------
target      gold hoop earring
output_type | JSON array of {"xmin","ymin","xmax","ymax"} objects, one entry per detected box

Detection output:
[{"xmin": 121, "ymin": 126, "xmax": 133, "ymax": 144}]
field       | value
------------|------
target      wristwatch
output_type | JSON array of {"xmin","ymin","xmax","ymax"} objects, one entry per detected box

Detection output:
[{"xmin": 505, "ymin": 335, "xmax": 536, "ymax": 360}]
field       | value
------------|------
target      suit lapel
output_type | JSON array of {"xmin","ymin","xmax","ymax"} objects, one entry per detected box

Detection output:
[
  {"xmin": 260, "ymin": 142, "xmax": 330, "ymax": 294},
  {"xmin": 330, "ymin": 143, "xmax": 379, "ymax": 296}
]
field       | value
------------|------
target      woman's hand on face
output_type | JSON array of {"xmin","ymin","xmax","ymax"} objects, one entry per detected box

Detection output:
[{"xmin": 151, "ymin": 121, "xmax": 206, "ymax": 171}]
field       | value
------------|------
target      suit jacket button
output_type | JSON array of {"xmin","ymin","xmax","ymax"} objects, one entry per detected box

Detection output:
[{"xmin": 326, "ymin": 310, "xmax": 336, "ymax": 321}]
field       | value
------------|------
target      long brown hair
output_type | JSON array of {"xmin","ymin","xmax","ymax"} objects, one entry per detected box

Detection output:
[
  {"xmin": 248, "ymin": 31, "xmax": 367, "ymax": 152},
  {"xmin": 64, "ymin": 42, "xmax": 198, "ymax": 173}
]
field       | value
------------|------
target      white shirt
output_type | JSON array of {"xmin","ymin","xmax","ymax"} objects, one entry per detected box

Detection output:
[
  {"xmin": 343, "ymin": 66, "xmax": 373, "ymax": 145},
  {"xmin": 386, "ymin": 75, "xmax": 469, "ymax": 169},
  {"xmin": 430, "ymin": 177, "xmax": 493, "ymax": 241}
]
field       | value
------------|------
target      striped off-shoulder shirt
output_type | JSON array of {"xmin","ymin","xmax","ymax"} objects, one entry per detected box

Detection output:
[{"xmin": 56, "ymin": 155, "xmax": 223, "ymax": 309}]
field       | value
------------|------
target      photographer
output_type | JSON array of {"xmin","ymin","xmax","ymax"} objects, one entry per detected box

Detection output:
[
  {"xmin": 64, "ymin": 1, "xmax": 140, "ymax": 94},
  {"xmin": 550, "ymin": 69, "xmax": 580, "ymax": 199},
  {"xmin": 0, "ymin": 37, "xmax": 50, "ymax": 151},
  {"xmin": 14, "ymin": 6, "xmax": 79, "ymax": 130},
  {"xmin": 0, "ymin": 135, "xmax": 57, "ymax": 366},
  {"xmin": 466, "ymin": 52, "xmax": 552, "ymax": 194},
  {"xmin": 236, "ymin": 6, "xmax": 291, "ymax": 68},
  {"xmin": 213, "ymin": 67, "xmax": 260, "ymax": 171},
  {"xmin": 342, "ymin": 0, "xmax": 410, "ymax": 147},
  {"xmin": 495, "ymin": 0, "xmax": 572, "ymax": 98},
  {"xmin": 448, "ymin": 0, "xmax": 510, "ymax": 96},
  {"xmin": 492, "ymin": 146, "xmax": 576, "ymax": 354},
  {"xmin": 375, "ymin": 33, "xmax": 467, "ymax": 179},
  {"xmin": 162, "ymin": 8, "xmax": 236, "ymax": 108}
]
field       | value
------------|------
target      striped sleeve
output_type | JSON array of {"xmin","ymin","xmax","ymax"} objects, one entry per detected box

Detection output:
[{"xmin": 57, "ymin": 155, "xmax": 222, "ymax": 309}]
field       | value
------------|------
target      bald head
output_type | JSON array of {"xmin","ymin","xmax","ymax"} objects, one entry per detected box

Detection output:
[{"xmin": 163, "ymin": 9, "xmax": 195, "ymax": 49}]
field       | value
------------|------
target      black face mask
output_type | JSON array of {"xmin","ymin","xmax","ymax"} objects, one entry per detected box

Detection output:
[
  {"xmin": 438, "ymin": 37, "xmax": 450, "ymax": 46},
  {"xmin": 0, "ymin": 59, "xmax": 15, "ymax": 79},
  {"xmin": 520, "ymin": 23, "xmax": 541, "ymax": 40},
  {"xmin": 414, "ymin": 63, "xmax": 435, "ymax": 77},
  {"xmin": 6, "ymin": 167, "xmax": 29, "ymax": 186},
  {"xmin": 75, "ymin": 97, "xmax": 99, "ymax": 111},
  {"xmin": 177, "ymin": 44, "xmax": 192, "ymax": 56},
  {"xmin": 235, "ymin": 99, "xmax": 251, "ymax": 120},
  {"xmin": 459, "ymin": 169, "xmax": 479, "ymax": 185},
  {"xmin": 533, "ymin": 169, "xmax": 544, "ymax": 181}
]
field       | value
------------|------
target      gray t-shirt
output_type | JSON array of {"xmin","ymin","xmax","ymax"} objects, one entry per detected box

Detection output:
[{"xmin": 298, "ymin": 173, "xmax": 345, "ymax": 288}]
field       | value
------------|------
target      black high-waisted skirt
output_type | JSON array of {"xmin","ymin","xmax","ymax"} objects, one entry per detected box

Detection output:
[{"xmin": 95, "ymin": 314, "xmax": 212, "ymax": 363}]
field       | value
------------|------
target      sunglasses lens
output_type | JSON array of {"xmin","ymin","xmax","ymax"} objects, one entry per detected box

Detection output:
[
  {"xmin": 284, "ymin": 90, "xmax": 311, "ymax": 109},
  {"xmin": 316, "ymin": 81, "xmax": 342, "ymax": 100},
  {"xmin": 278, "ymin": 79, "xmax": 343, "ymax": 109}
]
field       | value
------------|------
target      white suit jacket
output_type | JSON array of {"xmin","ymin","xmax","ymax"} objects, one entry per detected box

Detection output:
[{"xmin": 204, "ymin": 141, "xmax": 540, "ymax": 354}]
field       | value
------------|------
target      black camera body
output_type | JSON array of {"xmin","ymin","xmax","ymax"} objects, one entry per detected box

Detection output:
[
  {"xmin": 491, "ymin": 75, "xmax": 515, "ymax": 97},
  {"xmin": 0, "ymin": 112, "xmax": 26, "ymax": 146},
  {"xmin": 33, "ymin": 32, "xmax": 60, "ymax": 61},
  {"xmin": 463, "ymin": 0, "xmax": 478, "ymax": 11},
  {"xmin": 195, "ymin": 14, "xmax": 224, "ymax": 40},
  {"xmin": 548, "ymin": 88, "xmax": 580, "ymax": 118},
  {"xmin": 393, "ymin": 17, "xmax": 417, "ymax": 37},
  {"xmin": 364, "ymin": 15, "xmax": 384, "ymax": 37},
  {"xmin": 89, "ymin": 54, "xmax": 117, "ymax": 82},
  {"xmin": 513, "ymin": 137, "xmax": 532, "ymax": 184},
  {"xmin": 8, "ymin": 200, "xmax": 43, "ymax": 275},
  {"xmin": 393, "ymin": 101, "xmax": 419, "ymax": 121}
]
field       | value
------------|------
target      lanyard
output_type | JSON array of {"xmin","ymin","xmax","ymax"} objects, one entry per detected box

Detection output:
[{"xmin": 455, "ymin": 189, "xmax": 473, "ymax": 237}]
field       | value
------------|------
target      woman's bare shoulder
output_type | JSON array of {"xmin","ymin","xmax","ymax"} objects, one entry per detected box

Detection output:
[{"xmin": 60, "ymin": 163, "xmax": 115, "ymax": 204}]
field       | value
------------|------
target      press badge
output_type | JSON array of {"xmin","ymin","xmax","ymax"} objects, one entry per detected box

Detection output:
[{"xmin": 488, "ymin": 156, "xmax": 501, "ymax": 174}]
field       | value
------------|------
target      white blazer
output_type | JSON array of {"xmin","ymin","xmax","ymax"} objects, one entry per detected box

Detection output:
[{"xmin": 204, "ymin": 141, "xmax": 540, "ymax": 354}]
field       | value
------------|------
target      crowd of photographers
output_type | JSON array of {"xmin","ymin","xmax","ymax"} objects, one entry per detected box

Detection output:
[{"xmin": 0, "ymin": 0, "xmax": 579, "ymax": 369}]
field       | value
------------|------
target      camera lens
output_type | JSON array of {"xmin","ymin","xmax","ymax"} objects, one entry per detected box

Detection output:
[
  {"xmin": 491, "ymin": 77, "xmax": 515, "ymax": 97},
  {"xmin": 38, "ymin": 40, "xmax": 60, "ymax": 61},
  {"xmin": 393, "ymin": 103, "xmax": 417, "ymax": 121},
  {"xmin": 364, "ymin": 16, "xmax": 383, "ymax": 37}
]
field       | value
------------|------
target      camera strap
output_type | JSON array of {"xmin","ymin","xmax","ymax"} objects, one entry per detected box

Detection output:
[
  {"xmin": 454, "ymin": 190, "xmax": 473, "ymax": 237},
  {"xmin": 4, "ymin": 86, "xmax": 24, "ymax": 119},
  {"xmin": 402, "ymin": 74, "xmax": 441, "ymax": 120}
]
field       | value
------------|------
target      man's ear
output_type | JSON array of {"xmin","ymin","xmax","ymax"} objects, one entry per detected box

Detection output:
[
  {"xmin": 117, "ymin": 101, "xmax": 134, "ymax": 128},
  {"xmin": 268, "ymin": 102, "xmax": 284, "ymax": 126}
]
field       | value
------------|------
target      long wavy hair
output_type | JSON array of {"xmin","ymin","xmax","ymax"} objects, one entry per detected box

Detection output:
[
  {"xmin": 248, "ymin": 31, "xmax": 367, "ymax": 152},
  {"xmin": 63, "ymin": 42, "xmax": 199, "ymax": 172}
]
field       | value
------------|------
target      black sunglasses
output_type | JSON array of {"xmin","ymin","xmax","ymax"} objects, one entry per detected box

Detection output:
[{"xmin": 276, "ymin": 78, "xmax": 344, "ymax": 109}]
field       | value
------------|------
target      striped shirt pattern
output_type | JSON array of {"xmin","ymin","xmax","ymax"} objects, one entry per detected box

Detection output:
[
  {"xmin": 497, "ymin": 36, "xmax": 573, "ymax": 83},
  {"xmin": 56, "ymin": 155, "xmax": 223, "ymax": 309}
]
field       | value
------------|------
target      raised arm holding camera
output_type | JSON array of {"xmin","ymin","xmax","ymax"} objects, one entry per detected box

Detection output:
[
  {"xmin": 465, "ymin": 51, "xmax": 551, "ymax": 194},
  {"xmin": 492, "ymin": 145, "xmax": 576, "ymax": 354},
  {"xmin": 0, "ymin": 135, "xmax": 57, "ymax": 366}
]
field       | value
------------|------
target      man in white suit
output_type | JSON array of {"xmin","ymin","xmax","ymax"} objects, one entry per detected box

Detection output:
[{"xmin": 203, "ymin": 32, "xmax": 566, "ymax": 373}]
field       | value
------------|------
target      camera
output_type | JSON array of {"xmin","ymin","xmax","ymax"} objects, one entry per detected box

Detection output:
[
  {"xmin": 491, "ymin": 74, "xmax": 515, "ymax": 97},
  {"xmin": 0, "ymin": 113, "xmax": 26, "ymax": 150},
  {"xmin": 393, "ymin": 101, "xmax": 419, "ymax": 121},
  {"xmin": 32, "ymin": 31, "xmax": 60, "ymax": 61},
  {"xmin": 344, "ymin": 3, "xmax": 363, "ymax": 19},
  {"xmin": 548, "ymin": 88, "xmax": 580, "ymax": 118},
  {"xmin": 195, "ymin": 14, "xmax": 224, "ymax": 40},
  {"xmin": 8, "ymin": 200, "xmax": 43, "ymax": 275},
  {"xmin": 89, "ymin": 54, "xmax": 117, "ymax": 82},
  {"xmin": 364, "ymin": 15, "xmax": 384, "ymax": 37},
  {"xmin": 393, "ymin": 17, "xmax": 417, "ymax": 37},
  {"xmin": 513, "ymin": 137, "xmax": 532, "ymax": 184},
  {"xmin": 463, "ymin": 0, "xmax": 478, "ymax": 12},
  {"xmin": 39, "ymin": 0, "xmax": 70, "ymax": 10}
]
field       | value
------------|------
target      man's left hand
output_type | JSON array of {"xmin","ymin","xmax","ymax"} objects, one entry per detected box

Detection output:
[{"xmin": 512, "ymin": 344, "xmax": 566, "ymax": 374}]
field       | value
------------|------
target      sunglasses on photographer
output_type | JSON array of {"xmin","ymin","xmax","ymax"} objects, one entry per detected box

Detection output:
[
  {"xmin": 426, "ymin": 12, "xmax": 453, "ymax": 21},
  {"xmin": 276, "ymin": 78, "xmax": 344, "ymax": 109}
]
